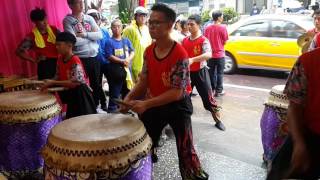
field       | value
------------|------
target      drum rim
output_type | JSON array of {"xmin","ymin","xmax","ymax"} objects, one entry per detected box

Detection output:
[
  {"xmin": 41, "ymin": 114, "xmax": 152, "ymax": 172},
  {"xmin": 0, "ymin": 90, "xmax": 61, "ymax": 123}
]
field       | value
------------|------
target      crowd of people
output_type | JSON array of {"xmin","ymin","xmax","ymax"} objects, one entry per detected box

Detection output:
[{"xmin": 15, "ymin": 0, "xmax": 230, "ymax": 179}]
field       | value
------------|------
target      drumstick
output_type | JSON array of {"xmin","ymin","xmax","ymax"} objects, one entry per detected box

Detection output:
[
  {"xmin": 24, "ymin": 79, "xmax": 45, "ymax": 85},
  {"xmin": 112, "ymin": 98, "xmax": 133, "ymax": 108}
]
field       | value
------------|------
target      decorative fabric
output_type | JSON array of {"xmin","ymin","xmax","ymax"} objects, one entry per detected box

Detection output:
[
  {"xmin": 284, "ymin": 60, "xmax": 307, "ymax": 105},
  {"xmin": 32, "ymin": 25, "xmax": 56, "ymax": 48},
  {"xmin": 56, "ymin": 55, "xmax": 89, "ymax": 86},
  {"xmin": 125, "ymin": 67, "xmax": 134, "ymax": 90},
  {"xmin": 44, "ymin": 155, "xmax": 152, "ymax": 180},
  {"xmin": 0, "ymin": 115, "xmax": 61, "ymax": 171},
  {"xmin": 260, "ymin": 106, "xmax": 288, "ymax": 164}
]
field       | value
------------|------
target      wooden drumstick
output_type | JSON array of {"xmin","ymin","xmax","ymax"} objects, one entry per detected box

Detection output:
[{"xmin": 112, "ymin": 98, "xmax": 133, "ymax": 108}]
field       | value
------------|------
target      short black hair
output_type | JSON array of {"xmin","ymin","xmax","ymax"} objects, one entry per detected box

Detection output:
[
  {"xmin": 151, "ymin": 3, "xmax": 176, "ymax": 23},
  {"xmin": 56, "ymin": 32, "xmax": 77, "ymax": 45},
  {"xmin": 180, "ymin": 19, "xmax": 187, "ymax": 28},
  {"xmin": 313, "ymin": 9, "xmax": 320, "ymax": 17},
  {"xmin": 67, "ymin": 0, "xmax": 76, "ymax": 6},
  {"xmin": 30, "ymin": 8, "xmax": 46, "ymax": 22},
  {"xmin": 212, "ymin": 10, "xmax": 223, "ymax": 21},
  {"xmin": 188, "ymin": 14, "xmax": 201, "ymax": 25}
]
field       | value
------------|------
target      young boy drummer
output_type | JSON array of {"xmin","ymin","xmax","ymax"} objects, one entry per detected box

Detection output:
[
  {"xmin": 181, "ymin": 14, "xmax": 225, "ymax": 131},
  {"xmin": 42, "ymin": 32, "xmax": 96, "ymax": 118}
]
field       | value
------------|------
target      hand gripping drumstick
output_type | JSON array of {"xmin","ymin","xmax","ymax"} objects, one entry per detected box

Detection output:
[{"xmin": 112, "ymin": 98, "xmax": 133, "ymax": 109}]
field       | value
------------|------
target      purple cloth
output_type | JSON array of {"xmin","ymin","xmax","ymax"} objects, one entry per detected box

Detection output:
[
  {"xmin": 260, "ymin": 106, "xmax": 287, "ymax": 162},
  {"xmin": 44, "ymin": 155, "xmax": 152, "ymax": 180},
  {"xmin": 0, "ymin": 115, "xmax": 61, "ymax": 171}
]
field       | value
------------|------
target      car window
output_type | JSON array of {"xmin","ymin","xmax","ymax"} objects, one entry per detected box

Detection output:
[
  {"xmin": 271, "ymin": 20, "xmax": 305, "ymax": 39},
  {"xmin": 231, "ymin": 21, "xmax": 269, "ymax": 37}
]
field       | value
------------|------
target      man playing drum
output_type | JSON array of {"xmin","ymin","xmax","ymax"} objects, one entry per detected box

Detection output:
[{"xmin": 121, "ymin": 3, "xmax": 208, "ymax": 180}]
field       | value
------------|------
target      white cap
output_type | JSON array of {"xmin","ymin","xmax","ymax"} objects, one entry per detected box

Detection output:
[
  {"xmin": 134, "ymin": 6, "xmax": 148, "ymax": 15},
  {"xmin": 87, "ymin": 9, "xmax": 99, "ymax": 15}
]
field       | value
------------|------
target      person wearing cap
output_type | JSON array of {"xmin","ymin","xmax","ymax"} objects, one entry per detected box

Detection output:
[
  {"xmin": 122, "ymin": 6, "xmax": 152, "ymax": 82},
  {"xmin": 42, "ymin": 32, "xmax": 97, "ymax": 118},
  {"xmin": 87, "ymin": 9, "xmax": 111, "ymax": 112},
  {"xmin": 63, "ymin": 0, "xmax": 103, "ymax": 109},
  {"xmin": 16, "ymin": 8, "xmax": 59, "ymax": 80}
]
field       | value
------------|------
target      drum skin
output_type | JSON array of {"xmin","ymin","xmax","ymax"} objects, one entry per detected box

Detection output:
[{"xmin": 42, "ymin": 114, "xmax": 152, "ymax": 180}]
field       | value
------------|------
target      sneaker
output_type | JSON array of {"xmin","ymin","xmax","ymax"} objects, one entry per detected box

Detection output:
[
  {"xmin": 151, "ymin": 149, "xmax": 158, "ymax": 163},
  {"xmin": 96, "ymin": 108, "xmax": 107, "ymax": 114},
  {"xmin": 215, "ymin": 90, "xmax": 225, "ymax": 97},
  {"xmin": 190, "ymin": 92, "xmax": 198, "ymax": 97},
  {"xmin": 101, "ymin": 105, "xmax": 108, "ymax": 112},
  {"xmin": 215, "ymin": 120, "xmax": 226, "ymax": 131}
]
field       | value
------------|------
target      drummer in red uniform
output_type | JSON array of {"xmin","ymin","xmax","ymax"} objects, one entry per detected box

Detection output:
[
  {"xmin": 267, "ymin": 43, "xmax": 320, "ymax": 179},
  {"xmin": 16, "ymin": 8, "xmax": 59, "ymax": 80},
  {"xmin": 120, "ymin": 3, "xmax": 209, "ymax": 180},
  {"xmin": 182, "ymin": 14, "xmax": 225, "ymax": 131},
  {"xmin": 42, "ymin": 32, "xmax": 96, "ymax": 118}
]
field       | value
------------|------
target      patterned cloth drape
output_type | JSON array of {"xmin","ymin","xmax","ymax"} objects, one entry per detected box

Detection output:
[{"xmin": 0, "ymin": 0, "xmax": 70, "ymax": 77}]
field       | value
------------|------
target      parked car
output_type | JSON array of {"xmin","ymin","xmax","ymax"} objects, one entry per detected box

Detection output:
[{"xmin": 224, "ymin": 15, "xmax": 314, "ymax": 74}]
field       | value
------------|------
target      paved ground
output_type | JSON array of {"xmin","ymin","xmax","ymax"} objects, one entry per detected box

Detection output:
[{"xmin": 153, "ymin": 69, "xmax": 287, "ymax": 180}]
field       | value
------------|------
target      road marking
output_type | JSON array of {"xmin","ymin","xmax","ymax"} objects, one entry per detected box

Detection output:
[{"xmin": 224, "ymin": 83, "xmax": 270, "ymax": 92}]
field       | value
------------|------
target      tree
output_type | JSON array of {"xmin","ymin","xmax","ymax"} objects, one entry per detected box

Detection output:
[{"xmin": 118, "ymin": 0, "xmax": 138, "ymax": 24}]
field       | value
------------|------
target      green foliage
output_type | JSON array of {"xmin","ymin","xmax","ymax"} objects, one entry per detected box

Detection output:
[
  {"xmin": 201, "ymin": 8, "xmax": 240, "ymax": 25},
  {"xmin": 222, "ymin": 7, "xmax": 240, "ymax": 24},
  {"xmin": 118, "ymin": 0, "xmax": 135, "ymax": 24},
  {"xmin": 119, "ymin": 8, "xmax": 130, "ymax": 24},
  {"xmin": 201, "ymin": 10, "xmax": 211, "ymax": 24}
]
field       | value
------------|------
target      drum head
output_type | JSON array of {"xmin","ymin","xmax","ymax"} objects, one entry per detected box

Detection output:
[
  {"xmin": 42, "ymin": 114, "xmax": 152, "ymax": 172},
  {"xmin": 265, "ymin": 85, "xmax": 289, "ymax": 109},
  {"xmin": 0, "ymin": 90, "xmax": 61, "ymax": 123}
]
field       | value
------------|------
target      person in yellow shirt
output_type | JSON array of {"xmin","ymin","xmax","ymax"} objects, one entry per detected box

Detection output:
[{"xmin": 122, "ymin": 6, "xmax": 152, "ymax": 82}]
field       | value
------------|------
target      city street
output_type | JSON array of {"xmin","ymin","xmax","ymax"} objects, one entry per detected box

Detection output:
[{"xmin": 153, "ymin": 69, "xmax": 288, "ymax": 180}]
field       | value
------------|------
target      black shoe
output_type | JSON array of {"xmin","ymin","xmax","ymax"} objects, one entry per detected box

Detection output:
[
  {"xmin": 215, "ymin": 120, "xmax": 226, "ymax": 131},
  {"xmin": 191, "ymin": 92, "xmax": 198, "ymax": 97},
  {"xmin": 215, "ymin": 90, "xmax": 225, "ymax": 97},
  {"xmin": 101, "ymin": 105, "xmax": 108, "ymax": 112},
  {"xmin": 151, "ymin": 149, "xmax": 158, "ymax": 163}
]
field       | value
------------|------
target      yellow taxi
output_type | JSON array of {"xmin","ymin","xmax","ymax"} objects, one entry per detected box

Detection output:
[{"xmin": 224, "ymin": 15, "xmax": 314, "ymax": 74}]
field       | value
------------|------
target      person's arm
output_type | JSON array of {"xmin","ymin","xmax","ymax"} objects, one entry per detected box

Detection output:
[
  {"xmin": 15, "ymin": 36, "xmax": 37, "ymax": 63},
  {"xmin": 124, "ymin": 39, "xmax": 135, "ymax": 65},
  {"xmin": 283, "ymin": 59, "xmax": 309, "ymax": 173},
  {"xmin": 222, "ymin": 26, "xmax": 229, "ymax": 45},
  {"xmin": 63, "ymin": 18, "xmax": 91, "ymax": 46},
  {"xmin": 189, "ymin": 38, "xmax": 212, "ymax": 64},
  {"xmin": 84, "ymin": 16, "xmax": 103, "ymax": 41}
]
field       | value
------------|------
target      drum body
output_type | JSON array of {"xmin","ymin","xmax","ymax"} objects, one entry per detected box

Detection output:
[
  {"xmin": 260, "ymin": 85, "xmax": 289, "ymax": 164},
  {"xmin": 0, "ymin": 90, "xmax": 61, "ymax": 177},
  {"xmin": 42, "ymin": 114, "xmax": 152, "ymax": 180}
]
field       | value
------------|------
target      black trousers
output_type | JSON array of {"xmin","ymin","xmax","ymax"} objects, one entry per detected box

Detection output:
[
  {"xmin": 190, "ymin": 67, "xmax": 218, "ymax": 112},
  {"xmin": 140, "ymin": 97, "xmax": 207, "ymax": 179},
  {"xmin": 37, "ymin": 58, "xmax": 57, "ymax": 80},
  {"xmin": 80, "ymin": 57, "xmax": 101, "ymax": 108},
  {"xmin": 99, "ymin": 62, "xmax": 108, "ymax": 108},
  {"xmin": 207, "ymin": 57, "xmax": 225, "ymax": 93},
  {"xmin": 58, "ymin": 84, "xmax": 97, "ymax": 119},
  {"xmin": 267, "ymin": 133, "xmax": 320, "ymax": 180}
]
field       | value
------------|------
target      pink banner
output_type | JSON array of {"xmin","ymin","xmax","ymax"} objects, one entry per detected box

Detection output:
[{"xmin": 0, "ymin": 0, "xmax": 70, "ymax": 77}]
